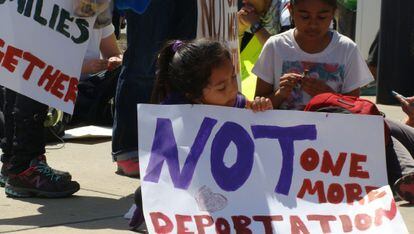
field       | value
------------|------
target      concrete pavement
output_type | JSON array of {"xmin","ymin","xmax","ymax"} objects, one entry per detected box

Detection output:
[
  {"xmin": 0, "ymin": 97, "xmax": 413, "ymax": 233},
  {"xmin": 0, "ymin": 140, "xmax": 139, "ymax": 233}
]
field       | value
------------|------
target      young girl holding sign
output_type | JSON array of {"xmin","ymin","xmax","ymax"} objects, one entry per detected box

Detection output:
[
  {"xmin": 152, "ymin": 39, "xmax": 273, "ymax": 110},
  {"xmin": 252, "ymin": 0, "xmax": 414, "ymax": 203},
  {"xmin": 253, "ymin": 0, "xmax": 372, "ymax": 110},
  {"xmin": 129, "ymin": 38, "xmax": 273, "ymax": 230}
]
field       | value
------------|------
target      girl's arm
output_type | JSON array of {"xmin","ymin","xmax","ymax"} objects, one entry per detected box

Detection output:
[{"xmin": 255, "ymin": 74, "xmax": 301, "ymax": 109}]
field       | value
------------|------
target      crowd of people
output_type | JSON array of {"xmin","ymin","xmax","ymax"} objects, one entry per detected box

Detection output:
[{"xmin": 0, "ymin": 0, "xmax": 413, "ymax": 231}]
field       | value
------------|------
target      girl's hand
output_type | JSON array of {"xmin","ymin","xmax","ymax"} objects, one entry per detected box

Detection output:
[
  {"xmin": 301, "ymin": 77, "xmax": 334, "ymax": 97},
  {"xmin": 238, "ymin": 4, "xmax": 260, "ymax": 28},
  {"xmin": 276, "ymin": 73, "xmax": 302, "ymax": 99},
  {"xmin": 395, "ymin": 95, "xmax": 414, "ymax": 127},
  {"xmin": 247, "ymin": 97, "xmax": 273, "ymax": 112}
]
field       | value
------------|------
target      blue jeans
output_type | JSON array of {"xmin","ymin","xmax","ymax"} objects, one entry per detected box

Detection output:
[
  {"xmin": 111, "ymin": 0, "xmax": 197, "ymax": 161},
  {"xmin": 112, "ymin": 68, "xmax": 154, "ymax": 161}
]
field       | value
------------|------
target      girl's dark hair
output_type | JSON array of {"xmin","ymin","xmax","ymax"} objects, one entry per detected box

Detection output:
[
  {"xmin": 290, "ymin": 0, "xmax": 337, "ymax": 9},
  {"xmin": 151, "ymin": 39, "xmax": 231, "ymax": 104}
]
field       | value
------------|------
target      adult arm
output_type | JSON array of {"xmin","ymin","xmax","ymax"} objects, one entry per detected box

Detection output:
[{"xmin": 100, "ymin": 33, "xmax": 123, "ymax": 70}]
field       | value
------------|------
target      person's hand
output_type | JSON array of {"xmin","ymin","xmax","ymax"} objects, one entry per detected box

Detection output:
[
  {"xmin": 83, "ymin": 58, "xmax": 108, "ymax": 74},
  {"xmin": 238, "ymin": 3, "xmax": 260, "ymax": 34},
  {"xmin": 395, "ymin": 95, "xmax": 414, "ymax": 127},
  {"xmin": 107, "ymin": 56, "xmax": 122, "ymax": 71},
  {"xmin": 275, "ymin": 73, "xmax": 302, "ymax": 99},
  {"xmin": 301, "ymin": 77, "xmax": 334, "ymax": 97},
  {"xmin": 247, "ymin": 97, "xmax": 273, "ymax": 112}
]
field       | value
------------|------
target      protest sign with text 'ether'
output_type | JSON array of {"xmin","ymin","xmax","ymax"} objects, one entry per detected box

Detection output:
[
  {"xmin": 0, "ymin": 0, "xmax": 96, "ymax": 114},
  {"xmin": 137, "ymin": 104, "xmax": 409, "ymax": 234}
]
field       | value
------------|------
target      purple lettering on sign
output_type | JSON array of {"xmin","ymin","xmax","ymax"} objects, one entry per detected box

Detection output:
[
  {"xmin": 211, "ymin": 122, "xmax": 254, "ymax": 191},
  {"xmin": 251, "ymin": 125, "xmax": 317, "ymax": 195},
  {"xmin": 143, "ymin": 117, "xmax": 218, "ymax": 189}
]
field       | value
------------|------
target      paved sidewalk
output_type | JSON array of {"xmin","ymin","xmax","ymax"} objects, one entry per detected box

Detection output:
[
  {"xmin": 0, "ymin": 140, "xmax": 138, "ymax": 233},
  {"xmin": 0, "ymin": 97, "xmax": 413, "ymax": 233}
]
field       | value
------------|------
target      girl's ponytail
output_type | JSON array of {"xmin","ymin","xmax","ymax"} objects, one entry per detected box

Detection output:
[
  {"xmin": 151, "ymin": 40, "xmax": 183, "ymax": 104},
  {"xmin": 152, "ymin": 39, "xmax": 231, "ymax": 104}
]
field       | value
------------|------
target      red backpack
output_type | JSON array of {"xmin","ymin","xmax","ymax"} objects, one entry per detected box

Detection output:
[{"xmin": 304, "ymin": 93, "xmax": 390, "ymax": 143}]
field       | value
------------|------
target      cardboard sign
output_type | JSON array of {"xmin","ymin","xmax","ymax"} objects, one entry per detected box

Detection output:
[
  {"xmin": 197, "ymin": 0, "xmax": 240, "ymax": 88},
  {"xmin": 138, "ymin": 104, "xmax": 409, "ymax": 234},
  {"xmin": 0, "ymin": 0, "xmax": 96, "ymax": 114}
]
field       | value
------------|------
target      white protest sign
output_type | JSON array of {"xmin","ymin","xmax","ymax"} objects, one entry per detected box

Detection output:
[
  {"xmin": 138, "ymin": 104, "xmax": 409, "ymax": 234},
  {"xmin": 197, "ymin": 0, "xmax": 240, "ymax": 88},
  {"xmin": 0, "ymin": 0, "xmax": 96, "ymax": 114}
]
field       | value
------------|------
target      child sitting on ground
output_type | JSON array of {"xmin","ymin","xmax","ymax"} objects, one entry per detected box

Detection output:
[{"xmin": 129, "ymin": 38, "xmax": 273, "ymax": 230}]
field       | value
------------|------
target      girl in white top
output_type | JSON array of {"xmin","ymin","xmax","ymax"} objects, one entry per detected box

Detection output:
[{"xmin": 253, "ymin": 0, "xmax": 373, "ymax": 110}]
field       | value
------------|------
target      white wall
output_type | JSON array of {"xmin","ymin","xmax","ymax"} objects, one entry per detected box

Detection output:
[{"xmin": 355, "ymin": 0, "xmax": 382, "ymax": 59}]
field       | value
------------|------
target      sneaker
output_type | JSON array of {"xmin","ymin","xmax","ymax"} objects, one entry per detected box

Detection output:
[
  {"xmin": 5, "ymin": 159, "xmax": 80, "ymax": 198},
  {"xmin": 0, "ymin": 156, "xmax": 72, "ymax": 188},
  {"xmin": 36, "ymin": 155, "xmax": 72, "ymax": 181},
  {"xmin": 0, "ymin": 163, "xmax": 12, "ymax": 187},
  {"xmin": 394, "ymin": 172, "xmax": 414, "ymax": 203},
  {"xmin": 116, "ymin": 158, "xmax": 140, "ymax": 178}
]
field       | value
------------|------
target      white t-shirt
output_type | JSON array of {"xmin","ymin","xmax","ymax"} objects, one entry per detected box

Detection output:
[
  {"xmin": 252, "ymin": 29, "xmax": 374, "ymax": 110},
  {"xmin": 83, "ymin": 24, "xmax": 115, "ymax": 62}
]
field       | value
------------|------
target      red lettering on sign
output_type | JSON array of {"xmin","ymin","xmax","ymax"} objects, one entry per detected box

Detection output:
[
  {"xmin": 38, "ymin": 65, "xmax": 60, "ymax": 91},
  {"xmin": 253, "ymin": 215, "xmax": 283, "ymax": 233},
  {"xmin": 22, "ymin": 52, "xmax": 46, "ymax": 80},
  {"xmin": 231, "ymin": 216, "xmax": 252, "ymax": 234},
  {"xmin": 50, "ymin": 72, "xmax": 69, "ymax": 99},
  {"xmin": 150, "ymin": 212, "xmax": 174, "ymax": 233},
  {"xmin": 349, "ymin": 153, "xmax": 369, "ymax": 179},
  {"xmin": 176, "ymin": 215, "xmax": 194, "ymax": 234},
  {"xmin": 2, "ymin": 45, "xmax": 23, "ymax": 73},
  {"xmin": 297, "ymin": 179, "xmax": 327, "ymax": 203},
  {"xmin": 307, "ymin": 215, "xmax": 336, "ymax": 233},
  {"xmin": 354, "ymin": 213, "xmax": 372, "ymax": 231},
  {"xmin": 290, "ymin": 216, "xmax": 310, "ymax": 234},
  {"xmin": 374, "ymin": 199, "xmax": 397, "ymax": 226},
  {"xmin": 194, "ymin": 215, "xmax": 214, "ymax": 234},
  {"xmin": 0, "ymin": 39, "xmax": 5, "ymax": 63},
  {"xmin": 64, "ymin": 77, "xmax": 78, "ymax": 103},
  {"xmin": 300, "ymin": 148, "xmax": 319, "ymax": 171},
  {"xmin": 321, "ymin": 151, "xmax": 347, "ymax": 176}
]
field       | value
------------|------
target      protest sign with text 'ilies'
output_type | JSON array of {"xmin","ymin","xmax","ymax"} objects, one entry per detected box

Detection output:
[
  {"xmin": 137, "ymin": 104, "xmax": 409, "ymax": 234},
  {"xmin": 0, "ymin": 0, "xmax": 96, "ymax": 114}
]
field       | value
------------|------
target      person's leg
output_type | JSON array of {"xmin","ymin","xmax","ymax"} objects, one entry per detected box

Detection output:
[
  {"xmin": 112, "ymin": 67, "xmax": 154, "ymax": 177},
  {"xmin": 385, "ymin": 137, "xmax": 405, "ymax": 186},
  {"xmin": 391, "ymin": 137, "xmax": 414, "ymax": 203},
  {"xmin": 0, "ymin": 88, "xmax": 16, "ymax": 187},
  {"xmin": 0, "ymin": 86, "xmax": 4, "ymax": 140},
  {"xmin": 130, "ymin": 187, "xmax": 145, "ymax": 230},
  {"xmin": 8, "ymin": 94, "xmax": 49, "ymax": 171},
  {"xmin": 112, "ymin": 0, "xmax": 196, "ymax": 176},
  {"xmin": 5, "ymin": 94, "xmax": 79, "ymax": 198},
  {"xmin": 386, "ymin": 118, "xmax": 414, "ymax": 157}
]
